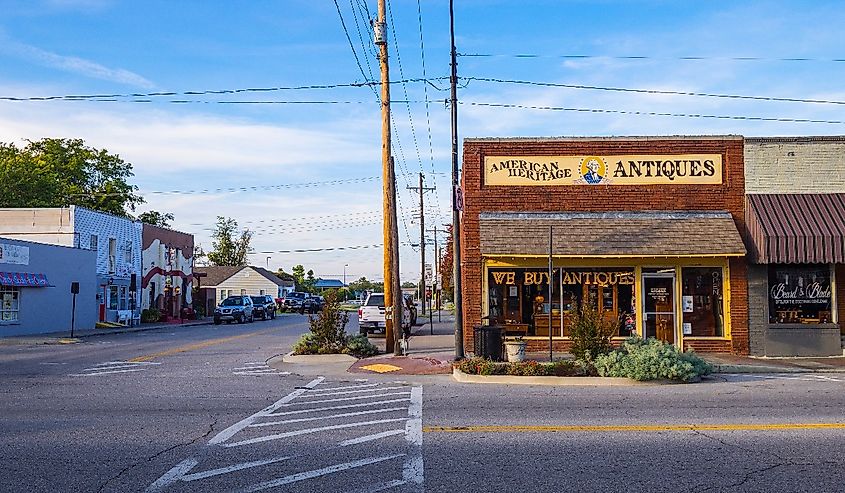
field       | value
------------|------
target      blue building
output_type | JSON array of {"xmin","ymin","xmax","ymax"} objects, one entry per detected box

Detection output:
[{"xmin": 0, "ymin": 237, "xmax": 97, "ymax": 336}]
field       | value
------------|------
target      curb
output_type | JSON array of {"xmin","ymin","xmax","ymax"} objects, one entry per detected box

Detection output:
[
  {"xmin": 711, "ymin": 364, "xmax": 845, "ymax": 374},
  {"xmin": 281, "ymin": 352, "xmax": 358, "ymax": 365},
  {"xmin": 451, "ymin": 368, "xmax": 680, "ymax": 386}
]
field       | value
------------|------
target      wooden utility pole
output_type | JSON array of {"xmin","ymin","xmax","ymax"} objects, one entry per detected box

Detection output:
[
  {"xmin": 408, "ymin": 172, "xmax": 435, "ymax": 316},
  {"xmin": 376, "ymin": 0, "xmax": 402, "ymax": 355},
  {"xmin": 449, "ymin": 0, "xmax": 464, "ymax": 359}
]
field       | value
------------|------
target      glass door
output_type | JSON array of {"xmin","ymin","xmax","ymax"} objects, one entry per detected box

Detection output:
[{"xmin": 642, "ymin": 274, "xmax": 676, "ymax": 344}]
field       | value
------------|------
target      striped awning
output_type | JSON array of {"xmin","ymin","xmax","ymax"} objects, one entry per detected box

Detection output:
[
  {"xmin": 746, "ymin": 194, "xmax": 845, "ymax": 264},
  {"xmin": 0, "ymin": 272, "xmax": 50, "ymax": 287}
]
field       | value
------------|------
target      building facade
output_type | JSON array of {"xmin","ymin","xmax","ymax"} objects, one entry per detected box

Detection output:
[
  {"xmin": 0, "ymin": 237, "xmax": 97, "ymax": 336},
  {"xmin": 0, "ymin": 206, "xmax": 142, "ymax": 323},
  {"xmin": 141, "ymin": 224, "xmax": 194, "ymax": 319},
  {"xmin": 744, "ymin": 137, "xmax": 845, "ymax": 356},
  {"xmin": 194, "ymin": 266, "xmax": 290, "ymax": 316},
  {"xmin": 461, "ymin": 136, "xmax": 749, "ymax": 355}
]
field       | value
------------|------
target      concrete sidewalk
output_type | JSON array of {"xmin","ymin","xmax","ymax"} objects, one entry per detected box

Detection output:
[
  {"xmin": 702, "ymin": 352, "xmax": 845, "ymax": 373},
  {"xmin": 0, "ymin": 318, "xmax": 212, "ymax": 345}
]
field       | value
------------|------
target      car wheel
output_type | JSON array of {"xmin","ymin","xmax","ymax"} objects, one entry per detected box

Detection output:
[
  {"xmin": 214, "ymin": 318, "xmax": 221, "ymax": 325},
  {"xmin": 237, "ymin": 313, "xmax": 245, "ymax": 324},
  {"xmin": 359, "ymin": 327, "xmax": 367, "ymax": 336}
]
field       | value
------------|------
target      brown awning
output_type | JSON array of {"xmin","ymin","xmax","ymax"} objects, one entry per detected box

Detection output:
[
  {"xmin": 746, "ymin": 194, "xmax": 845, "ymax": 264},
  {"xmin": 479, "ymin": 211, "xmax": 745, "ymax": 257}
]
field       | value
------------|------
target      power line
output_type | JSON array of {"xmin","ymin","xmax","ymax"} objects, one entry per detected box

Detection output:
[
  {"xmin": 462, "ymin": 101, "xmax": 845, "ymax": 125},
  {"xmin": 0, "ymin": 78, "xmax": 450, "ymax": 102},
  {"xmin": 458, "ymin": 52, "xmax": 845, "ymax": 63},
  {"xmin": 465, "ymin": 76, "xmax": 845, "ymax": 107},
  {"xmin": 333, "ymin": 0, "xmax": 380, "ymax": 100},
  {"xmin": 134, "ymin": 176, "xmax": 382, "ymax": 196}
]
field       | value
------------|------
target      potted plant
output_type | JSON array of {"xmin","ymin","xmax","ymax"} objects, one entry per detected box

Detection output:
[{"xmin": 504, "ymin": 337, "xmax": 527, "ymax": 362}]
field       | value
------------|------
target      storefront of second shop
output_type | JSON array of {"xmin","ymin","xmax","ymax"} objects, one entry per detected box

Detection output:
[{"xmin": 461, "ymin": 136, "xmax": 750, "ymax": 355}]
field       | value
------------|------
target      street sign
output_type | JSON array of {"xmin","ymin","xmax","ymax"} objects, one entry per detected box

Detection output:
[{"xmin": 424, "ymin": 263, "xmax": 433, "ymax": 283}]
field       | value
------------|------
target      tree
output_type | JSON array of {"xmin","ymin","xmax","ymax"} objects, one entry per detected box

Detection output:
[
  {"xmin": 207, "ymin": 217, "xmax": 253, "ymax": 266},
  {"xmin": 291, "ymin": 265, "xmax": 306, "ymax": 290},
  {"xmin": 440, "ymin": 224, "xmax": 454, "ymax": 301},
  {"xmin": 347, "ymin": 277, "xmax": 384, "ymax": 297},
  {"xmin": 275, "ymin": 268, "xmax": 295, "ymax": 282},
  {"xmin": 304, "ymin": 269, "xmax": 317, "ymax": 293},
  {"xmin": 137, "ymin": 211, "xmax": 174, "ymax": 227},
  {"xmin": 0, "ymin": 138, "xmax": 143, "ymax": 216},
  {"xmin": 401, "ymin": 281, "xmax": 417, "ymax": 288}
]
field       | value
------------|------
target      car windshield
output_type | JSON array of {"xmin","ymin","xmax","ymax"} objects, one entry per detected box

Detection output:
[
  {"xmin": 250, "ymin": 297, "xmax": 264, "ymax": 304},
  {"xmin": 290, "ymin": 293, "xmax": 305, "ymax": 299},
  {"xmin": 366, "ymin": 295, "xmax": 384, "ymax": 306},
  {"xmin": 221, "ymin": 297, "xmax": 244, "ymax": 306}
]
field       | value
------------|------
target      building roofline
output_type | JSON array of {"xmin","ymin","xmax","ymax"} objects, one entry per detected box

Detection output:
[
  {"xmin": 745, "ymin": 136, "xmax": 845, "ymax": 143},
  {"xmin": 464, "ymin": 135, "xmax": 743, "ymax": 143}
]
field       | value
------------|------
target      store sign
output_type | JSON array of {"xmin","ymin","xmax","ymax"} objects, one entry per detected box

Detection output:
[
  {"xmin": 491, "ymin": 270, "xmax": 634, "ymax": 286},
  {"xmin": 0, "ymin": 243, "xmax": 29, "ymax": 266},
  {"xmin": 484, "ymin": 154, "xmax": 723, "ymax": 186}
]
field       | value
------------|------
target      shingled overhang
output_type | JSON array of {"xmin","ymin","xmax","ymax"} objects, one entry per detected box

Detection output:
[{"xmin": 479, "ymin": 211, "xmax": 746, "ymax": 258}]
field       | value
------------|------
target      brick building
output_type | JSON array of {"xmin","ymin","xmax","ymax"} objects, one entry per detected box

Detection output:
[
  {"xmin": 743, "ymin": 137, "xmax": 845, "ymax": 356},
  {"xmin": 460, "ymin": 136, "xmax": 749, "ymax": 355}
]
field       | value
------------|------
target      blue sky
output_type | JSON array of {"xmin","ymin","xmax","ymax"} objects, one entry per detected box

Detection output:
[{"xmin": 2, "ymin": 0, "xmax": 845, "ymax": 282}]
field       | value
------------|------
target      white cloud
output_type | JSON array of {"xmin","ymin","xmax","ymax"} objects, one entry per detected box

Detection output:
[{"xmin": 0, "ymin": 39, "xmax": 154, "ymax": 88}]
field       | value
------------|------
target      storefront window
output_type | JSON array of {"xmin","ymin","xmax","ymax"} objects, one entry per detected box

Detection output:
[
  {"xmin": 681, "ymin": 267, "xmax": 724, "ymax": 337},
  {"xmin": 119, "ymin": 286, "xmax": 128, "ymax": 310},
  {"xmin": 1, "ymin": 286, "xmax": 20, "ymax": 322},
  {"xmin": 488, "ymin": 268, "xmax": 635, "ymax": 337},
  {"xmin": 109, "ymin": 285, "xmax": 119, "ymax": 310},
  {"xmin": 768, "ymin": 265, "xmax": 833, "ymax": 324}
]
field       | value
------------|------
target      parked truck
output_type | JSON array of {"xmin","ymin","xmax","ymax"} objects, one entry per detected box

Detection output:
[{"xmin": 358, "ymin": 292, "xmax": 410, "ymax": 336}]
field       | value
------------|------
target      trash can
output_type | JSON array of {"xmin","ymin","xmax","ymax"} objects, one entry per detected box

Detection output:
[{"xmin": 473, "ymin": 325, "xmax": 504, "ymax": 361}]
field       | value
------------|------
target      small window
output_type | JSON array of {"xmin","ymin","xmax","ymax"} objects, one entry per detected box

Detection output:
[
  {"xmin": 260, "ymin": 289, "xmax": 265, "ymax": 296},
  {"xmin": 108, "ymin": 238, "xmax": 117, "ymax": 274},
  {"xmin": 220, "ymin": 289, "xmax": 226, "ymax": 301},
  {"xmin": 0, "ymin": 286, "xmax": 20, "ymax": 322},
  {"xmin": 241, "ymin": 289, "xmax": 246, "ymax": 296},
  {"xmin": 90, "ymin": 235, "xmax": 98, "ymax": 251},
  {"xmin": 119, "ymin": 286, "xmax": 128, "ymax": 310}
]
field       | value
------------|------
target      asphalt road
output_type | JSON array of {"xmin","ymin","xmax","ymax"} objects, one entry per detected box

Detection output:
[{"xmin": 1, "ymin": 314, "xmax": 844, "ymax": 492}]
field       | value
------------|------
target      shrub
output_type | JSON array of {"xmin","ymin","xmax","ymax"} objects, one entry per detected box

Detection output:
[
  {"xmin": 307, "ymin": 291, "xmax": 349, "ymax": 353},
  {"xmin": 344, "ymin": 334, "xmax": 380, "ymax": 358},
  {"xmin": 455, "ymin": 357, "xmax": 501, "ymax": 375},
  {"xmin": 140, "ymin": 308, "xmax": 160, "ymax": 324},
  {"xmin": 594, "ymin": 337, "xmax": 712, "ymax": 382},
  {"xmin": 455, "ymin": 358, "xmax": 594, "ymax": 377},
  {"xmin": 568, "ymin": 302, "xmax": 617, "ymax": 362},
  {"xmin": 291, "ymin": 333, "xmax": 320, "ymax": 355}
]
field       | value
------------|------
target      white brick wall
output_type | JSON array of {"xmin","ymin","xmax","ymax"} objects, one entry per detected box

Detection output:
[
  {"xmin": 745, "ymin": 139, "xmax": 845, "ymax": 193},
  {"xmin": 72, "ymin": 206, "xmax": 142, "ymax": 279}
]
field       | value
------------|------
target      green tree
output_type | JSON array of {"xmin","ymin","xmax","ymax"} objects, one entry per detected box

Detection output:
[
  {"xmin": 207, "ymin": 217, "xmax": 253, "ymax": 266},
  {"xmin": 401, "ymin": 281, "xmax": 417, "ymax": 288},
  {"xmin": 440, "ymin": 224, "xmax": 454, "ymax": 301},
  {"xmin": 137, "ymin": 210, "xmax": 174, "ymax": 227},
  {"xmin": 304, "ymin": 269, "xmax": 317, "ymax": 293},
  {"xmin": 0, "ymin": 138, "xmax": 143, "ymax": 216},
  {"xmin": 291, "ymin": 265, "xmax": 306, "ymax": 290}
]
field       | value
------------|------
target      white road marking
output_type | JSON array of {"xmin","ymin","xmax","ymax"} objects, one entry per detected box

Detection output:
[
  {"xmin": 69, "ymin": 368, "xmax": 145, "ymax": 377},
  {"xmin": 267, "ymin": 397, "xmax": 412, "ymax": 417},
  {"xmin": 403, "ymin": 386, "xmax": 424, "ymax": 489},
  {"xmin": 250, "ymin": 407, "xmax": 408, "ymax": 427},
  {"xmin": 95, "ymin": 361, "xmax": 160, "ymax": 366},
  {"xmin": 209, "ymin": 376, "xmax": 324, "ymax": 445},
  {"xmin": 339, "ymin": 429, "xmax": 407, "ymax": 446},
  {"xmin": 224, "ymin": 418, "xmax": 409, "ymax": 447},
  {"xmin": 281, "ymin": 391, "xmax": 412, "ymax": 406},
  {"xmin": 297, "ymin": 385, "xmax": 408, "ymax": 398},
  {"xmin": 144, "ymin": 458, "xmax": 199, "ymax": 493},
  {"xmin": 234, "ymin": 454, "xmax": 406, "ymax": 493},
  {"xmin": 181, "ymin": 455, "xmax": 292, "ymax": 482},
  {"xmin": 306, "ymin": 383, "xmax": 382, "ymax": 393}
]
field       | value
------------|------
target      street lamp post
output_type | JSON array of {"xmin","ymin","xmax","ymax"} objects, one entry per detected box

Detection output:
[{"xmin": 343, "ymin": 264, "xmax": 348, "ymax": 301}]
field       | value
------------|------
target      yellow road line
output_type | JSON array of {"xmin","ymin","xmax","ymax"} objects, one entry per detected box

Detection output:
[
  {"xmin": 129, "ymin": 329, "xmax": 275, "ymax": 362},
  {"xmin": 423, "ymin": 423, "xmax": 845, "ymax": 433}
]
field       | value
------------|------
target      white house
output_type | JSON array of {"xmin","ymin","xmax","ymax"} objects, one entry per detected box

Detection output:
[
  {"xmin": 0, "ymin": 206, "xmax": 142, "ymax": 323},
  {"xmin": 194, "ymin": 266, "xmax": 293, "ymax": 315}
]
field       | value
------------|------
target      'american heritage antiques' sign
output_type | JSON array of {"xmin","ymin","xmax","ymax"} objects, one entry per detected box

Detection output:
[{"xmin": 484, "ymin": 154, "xmax": 723, "ymax": 186}]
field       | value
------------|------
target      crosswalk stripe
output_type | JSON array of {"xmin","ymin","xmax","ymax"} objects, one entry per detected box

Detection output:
[
  {"xmin": 224, "ymin": 418, "xmax": 408, "ymax": 447},
  {"xmin": 250, "ymin": 407, "xmax": 408, "ymax": 427}
]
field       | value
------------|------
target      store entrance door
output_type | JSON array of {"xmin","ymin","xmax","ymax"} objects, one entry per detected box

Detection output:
[{"xmin": 642, "ymin": 273, "xmax": 676, "ymax": 344}]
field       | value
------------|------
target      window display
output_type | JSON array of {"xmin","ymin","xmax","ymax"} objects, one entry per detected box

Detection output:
[
  {"xmin": 768, "ymin": 265, "xmax": 833, "ymax": 324},
  {"xmin": 1, "ymin": 286, "xmax": 19, "ymax": 322},
  {"xmin": 681, "ymin": 267, "xmax": 724, "ymax": 337}
]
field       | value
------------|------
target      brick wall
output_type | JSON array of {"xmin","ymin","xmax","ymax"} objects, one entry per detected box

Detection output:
[
  {"xmin": 745, "ymin": 138, "xmax": 845, "ymax": 193},
  {"xmin": 746, "ymin": 264, "xmax": 768, "ymax": 356},
  {"xmin": 461, "ymin": 137, "xmax": 748, "ymax": 355},
  {"xmin": 839, "ymin": 264, "xmax": 845, "ymax": 336}
]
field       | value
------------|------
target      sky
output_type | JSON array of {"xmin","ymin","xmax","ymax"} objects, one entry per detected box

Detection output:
[{"xmin": 2, "ymin": 0, "xmax": 845, "ymax": 283}]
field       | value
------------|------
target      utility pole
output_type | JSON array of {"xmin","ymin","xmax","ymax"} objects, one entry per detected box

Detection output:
[
  {"xmin": 426, "ymin": 225, "xmax": 440, "ymax": 327},
  {"xmin": 376, "ymin": 0, "xmax": 402, "ymax": 355},
  {"xmin": 449, "ymin": 0, "xmax": 464, "ymax": 359},
  {"xmin": 408, "ymin": 172, "xmax": 435, "ymax": 316}
]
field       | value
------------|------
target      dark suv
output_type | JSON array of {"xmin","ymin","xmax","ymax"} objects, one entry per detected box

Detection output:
[
  {"xmin": 282, "ymin": 292, "xmax": 316, "ymax": 314},
  {"xmin": 310, "ymin": 295, "xmax": 325, "ymax": 312},
  {"xmin": 250, "ymin": 295, "xmax": 277, "ymax": 320}
]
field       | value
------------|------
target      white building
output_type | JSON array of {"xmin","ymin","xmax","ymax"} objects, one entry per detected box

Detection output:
[{"xmin": 0, "ymin": 206, "xmax": 142, "ymax": 323}]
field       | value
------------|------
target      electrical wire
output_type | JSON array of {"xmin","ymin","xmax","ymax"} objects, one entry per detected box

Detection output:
[
  {"xmin": 464, "ymin": 76, "xmax": 845, "ymax": 107},
  {"xmin": 458, "ymin": 52, "xmax": 845, "ymax": 63},
  {"xmin": 462, "ymin": 101, "xmax": 845, "ymax": 125},
  {"xmin": 333, "ymin": 0, "xmax": 380, "ymax": 100}
]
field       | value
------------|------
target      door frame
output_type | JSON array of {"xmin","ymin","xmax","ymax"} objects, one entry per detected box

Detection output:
[{"xmin": 641, "ymin": 272, "xmax": 678, "ymax": 346}]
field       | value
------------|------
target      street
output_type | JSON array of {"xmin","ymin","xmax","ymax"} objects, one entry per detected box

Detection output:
[{"xmin": 2, "ymin": 316, "xmax": 845, "ymax": 492}]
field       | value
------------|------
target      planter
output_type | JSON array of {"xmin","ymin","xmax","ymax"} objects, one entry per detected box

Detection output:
[{"xmin": 504, "ymin": 341, "xmax": 527, "ymax": 362}]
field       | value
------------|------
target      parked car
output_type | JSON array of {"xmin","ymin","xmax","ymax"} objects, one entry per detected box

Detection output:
[
  {"xmin": 214, "ymin": 296, "xmax": 254, "ymax": 325},
  {"xmin": 310, "ymin": 295, "xmax": 325, "ymax": 312},
  {"xmin": 282, "ymin": 292, "xmax": 317, "ymax": 314},
  {"xmin": 358, "ymin": 292, "xmax": 410, "ymax": 336},
  {"xmin": 250, "ymin": 295, "xmax": 277, "ymax": 320}
]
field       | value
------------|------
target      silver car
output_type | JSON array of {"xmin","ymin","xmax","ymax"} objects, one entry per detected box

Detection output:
[{"xmin": 213, "ymin": 296, "xmax": 255, "ymax": 324}]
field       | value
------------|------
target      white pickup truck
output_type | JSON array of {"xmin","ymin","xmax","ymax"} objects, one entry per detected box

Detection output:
[{"xmin": 358, "ymin": 292, "xmax": 410, "ymax": 336}]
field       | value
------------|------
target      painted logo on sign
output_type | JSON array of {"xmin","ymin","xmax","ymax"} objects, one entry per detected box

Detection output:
[{"xmin": 579, "ymin": 156, "xmax": 607, "ymax": 184}]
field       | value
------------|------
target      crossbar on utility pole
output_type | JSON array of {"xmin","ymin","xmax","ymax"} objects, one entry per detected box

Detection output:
[
  {"xmin": 408, "ymin": 172, "xmax": 435, "ymax": 316},
  {"xmin": 376, "ymin": 0, "xmax": 402, "ymax": 355}
]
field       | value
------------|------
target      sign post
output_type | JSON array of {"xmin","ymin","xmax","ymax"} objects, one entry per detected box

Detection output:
[{"xmin": 70, "ymin": 282, "xmax": 79, "ymax": 338}]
